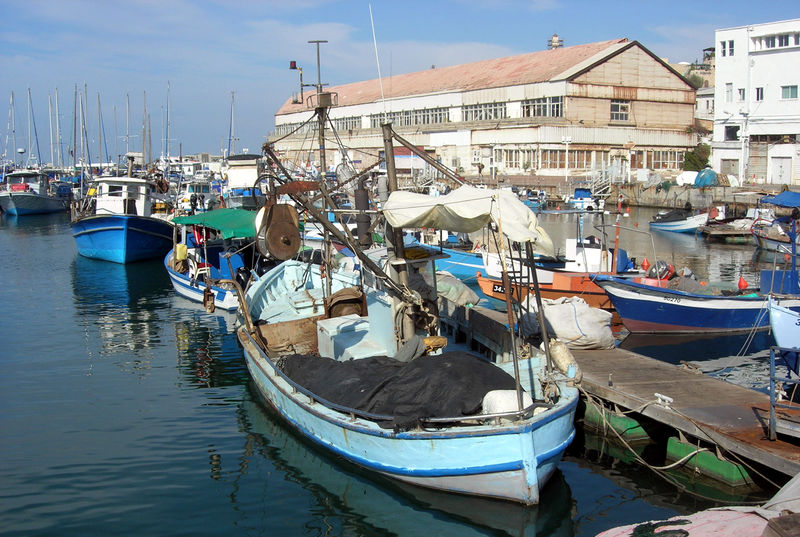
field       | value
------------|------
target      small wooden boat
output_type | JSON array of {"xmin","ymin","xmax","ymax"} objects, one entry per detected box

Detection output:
[
  {"xmin": 593, "ymin": 273, "xmax": 800, "ymax": 334},
  {"xmin": 71, "ymin": 176, "xmax": 173, "ymax": 263},
  {"xmin": 164, "ymin": 208, "xmax": 263, "ymax": 311},
  {"xmin": 476, "ymin": 270, "xmax": 614, "ymax": 312},
  {"xmin": 649, "ymin": 208, "xmax": 709, "ymax": 233},
  {"xmin": 235, "ymin": 176, "xmax": 579, "ymax": 505}
]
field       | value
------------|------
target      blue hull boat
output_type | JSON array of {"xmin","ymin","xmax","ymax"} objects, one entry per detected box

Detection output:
[
  {"xmin": 593, "ymin": 274, "xmax": 800, "ymax": 334},
  {"xmin": 72, "ymin": 214, "xmax": 173, "ymax": 263},
  {"xmin": 239, "ymin": 256, "xmax": 578, "ymax": 505}
]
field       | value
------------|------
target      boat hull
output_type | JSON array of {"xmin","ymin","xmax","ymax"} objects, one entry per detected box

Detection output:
[
  {"xmin": 649, "ymin": 212, "xmax": 709, "ymax": 233},
  {"xmin": 594, "ymin": 275, "xmax": 800, "ymax": 334},
  {"xmin": 0, "ymin": 191, "xmax": 67, "ymax": 215},
  {"xmin": 476, "ymin": 272, "xmax": 614, "ymax": 311},
  {"xmin": 239, "ymin": 328, "xmax": 577, "ymax": 505},
  {"xmin": 72, "ymin": 215, "xmax": 173, "ymax": 263},
  {"xmin": 769, "ymin": 298, "xmax": 800, "ymax": 349},
  {"xmin": 164, "ymin": 250, "xmax": 240, "ymax": 311}
]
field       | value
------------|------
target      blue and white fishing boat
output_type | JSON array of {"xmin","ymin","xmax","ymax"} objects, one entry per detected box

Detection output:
[
  {"xmin": 593, "ymin": 272, "xmax": 800, "ymax": 334},
  {"xmin": 649, "ymin": 206, "xmax": 709, "ymax": 233},
  {"xmin": 164, "ymin": 208, "xmax": 262, "ymax": 311},
  {"xmin": 234, "ymin": 181, "xmax": 578, "ymax": 505},
  {"xmin": 0, "ymin": 169, "xmax": 69, "ymax": 215},
  {"xmin": 71, "ymin": 176, "xmax": 173, "ymax": 263}
]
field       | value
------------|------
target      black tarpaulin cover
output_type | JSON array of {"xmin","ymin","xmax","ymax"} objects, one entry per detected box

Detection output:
[{"xmin": 278, "ymin": 351, "xmax": 518, "ymax": 430}]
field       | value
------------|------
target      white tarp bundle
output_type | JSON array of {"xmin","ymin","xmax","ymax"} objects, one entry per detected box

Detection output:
[{"xmin": 383, "ymin": 185, "xmax": 554, "ymax": 256}]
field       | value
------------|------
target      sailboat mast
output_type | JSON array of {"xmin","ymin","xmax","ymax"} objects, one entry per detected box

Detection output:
[
  {"xmin": 72, "ymin": 85, "xmax": 77, "ymax": 168},
  {"xmin": 125, "ymin": 93, "xmax": 130, "ymax": 156},
  {"xmin": 9, "ymin": 92, "xmax": 16, "ymax": 167},
  {"xmin": 48, "ymin": 93, "xmax": 54, "ymax": 166},
  {"xmin": 226, "ymin": 91, "xmax": 235, "ymax": 156},
  {"xmin": 97, "ymin": 93, "xmax": 102, "ymax": 171},
  {"xmin": 26, "ymin": 88, "xmax": 31, "ymax": 167},
  {"xmin": 142, "ymin": 91, "xmax": 147, "ymax": 169},
  {"xmin": 55, "ymin": 88, "xmax": 63, "ymax": 167}
]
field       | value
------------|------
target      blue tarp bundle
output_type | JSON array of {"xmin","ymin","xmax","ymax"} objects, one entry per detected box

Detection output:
[
  {"xmin": 693, "ymin": 168, "xmax": 717, "ymax": 188},
  {"xmin": 761, "ymin": 190, "xmax": 800, "ymax": 208}
]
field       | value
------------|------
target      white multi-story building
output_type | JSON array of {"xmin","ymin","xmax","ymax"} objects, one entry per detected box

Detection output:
[{"xmin": 712, "ymin": 18, "xmax": 800, "ymax": 185}]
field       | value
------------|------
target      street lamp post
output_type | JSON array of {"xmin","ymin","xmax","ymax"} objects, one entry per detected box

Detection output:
[{"xmin": 561, "ymin": 136, "xmax": 571, "ymax": 183}]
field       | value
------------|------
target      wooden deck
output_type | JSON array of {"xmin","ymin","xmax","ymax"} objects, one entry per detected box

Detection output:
[{"xmin": 572, "ymin": 347, "xmax": 800, "ymax": 478}]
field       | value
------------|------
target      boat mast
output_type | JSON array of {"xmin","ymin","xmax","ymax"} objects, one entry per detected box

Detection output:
[
  {"xmin": 48, "ymin": 93, "xmax": 54, "ymax": 166},
  {"xmin": 227, "ymin": 91, "xmax": 235, "ymax": 156},
  {"xmin": 55, "ymin": 88, "xmax": 63, "ymax": 168},
  {"xmin": 97, "ymin": 93, "xmax": 102, "ymax": 172},
  {"xmin": 72, "ymin": 85, "xmax": 77, "ymax": 169}
]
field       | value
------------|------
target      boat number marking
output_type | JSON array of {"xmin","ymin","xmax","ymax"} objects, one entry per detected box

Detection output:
[
  {"xmin": 492, "ymin": 284, "xmax": 505, "ymax": 293},
  {"xmin": 663, "ymin": 296, "xmax": 681, "ymax": 303}
]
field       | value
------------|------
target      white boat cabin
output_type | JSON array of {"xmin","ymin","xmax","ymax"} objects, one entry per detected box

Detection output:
[
  {"xmin": 2, "ymin": 170, "xmax": 49, "ymax": 194},
  {"xmin": 91, "ymin": 176, "xmax": 163, "ymax": 217}
]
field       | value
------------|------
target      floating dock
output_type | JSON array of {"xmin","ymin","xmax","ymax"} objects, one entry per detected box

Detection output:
[
  {"xmin": 699, "ymin": 224, "xmax": 754, "ymax": 244},
  {"xmin": 572, "ymin": 347, "xmax": 800, "ymax": 479}
]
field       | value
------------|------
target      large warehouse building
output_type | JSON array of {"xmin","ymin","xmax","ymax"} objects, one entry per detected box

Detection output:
[{"xmin": 270, "ymin": 36, "xmax": 698, "ymax": 188}]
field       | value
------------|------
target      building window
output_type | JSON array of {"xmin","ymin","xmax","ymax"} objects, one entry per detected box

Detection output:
[
  {"xmin": 795, "ymin": 33, "xmax": 800, "ymax": 46},
  {"xmin": 610, "ymin": 99, "xmax": 630, "ymax": 122},
  {"xmin": 778, "ymin": 34, "xmax": 790, "ymax": 47},
  {"xmin": 471, "ymin": 149, "xmax": 481, "ymax": 163},
  {"xmin": 540, "ymin": 149, "xmax": 564, "ymax": 169},
  {"xmin": 369, "ymin": 107, "xmax": 450, "ymax": 128},
  {"xmin": 756, "ymin": 87, "xmax": 764, "ymax": 101},
  {"xmin": 649, "ymin": 150, "xmax": 684, "ymax": 169},
  {"xmin": 331, "ymin": 116, "xmax": 361, "ymax": 132},
  {"xmin": 521, "ymin": 96, "xmax": 563, "ymax": 118},
  {"xmin": 461, "ymin": 103, "xmax": 507, "ymax": 122},
  {"xmin": 781, "ymin": 85, "xmax": 798, "ymax": 99},
  {"xmin": 725, "ymin": 83, "xmax": 733, "ymax": 103},
  {"xmin": 765, "ymin": 36, "xmax": 776, "ymax": 48},
  {"xmin": 725, "ymin": 125, "xmax": 740, "ymax": 141},
  {"xmin": 727, "ymin": 40, "xmax": 734, "ymax": 56},
  {"xmin": 720, "ymin": 40, "xmax": 726, "ymax": 57},
  {"xmin": 738, "ymin": 88, "xmax": 745, "ymax": 101}
]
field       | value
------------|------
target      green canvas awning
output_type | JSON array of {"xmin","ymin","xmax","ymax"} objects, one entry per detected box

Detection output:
[{"xmin": 172, "ymin": 208, "xmax": 257, "ymax": 239}]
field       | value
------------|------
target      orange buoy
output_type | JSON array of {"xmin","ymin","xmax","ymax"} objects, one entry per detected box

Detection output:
[
  {"xmin": 738, "ymin": 276, "xmax": 748, "ymax": 290},
  {"xmin": 641, "ymin": 258, "xmax": 650, "ymax": 271}
]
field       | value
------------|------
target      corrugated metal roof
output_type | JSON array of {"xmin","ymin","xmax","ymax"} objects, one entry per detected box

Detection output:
[{"xmin": 276, "ymin": 38, "xmax": 629, "ymax": 116}]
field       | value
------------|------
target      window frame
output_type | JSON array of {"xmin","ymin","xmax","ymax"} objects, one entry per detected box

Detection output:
[{"xmin": 610, "ymin": 99, "xmax": 630, "ymax": 122}]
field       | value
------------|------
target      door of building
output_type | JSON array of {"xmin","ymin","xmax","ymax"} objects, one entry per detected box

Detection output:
[{"xmin": 771, "ymin": 157, "xmax": 792, "ymax": 185}]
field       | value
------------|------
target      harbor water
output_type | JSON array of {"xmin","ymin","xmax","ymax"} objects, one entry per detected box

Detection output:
[{"xmin": 0, "ymin": 208, "xmax": 782, "ymax": 536}]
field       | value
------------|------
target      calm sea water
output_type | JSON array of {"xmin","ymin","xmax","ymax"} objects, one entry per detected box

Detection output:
[{"xmin": 0, "ymin": 208, "xmax": 779, "ymax": 537}]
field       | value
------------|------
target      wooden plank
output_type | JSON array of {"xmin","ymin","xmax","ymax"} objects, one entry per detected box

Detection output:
[{"xmin": 572, "ymin": 347, "xmax": 800, "ymax": 477}]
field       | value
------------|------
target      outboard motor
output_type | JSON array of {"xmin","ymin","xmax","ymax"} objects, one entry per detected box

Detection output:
[{"xmin": 235, "ymin": 266, "xmax": 251, "ymax": 290}]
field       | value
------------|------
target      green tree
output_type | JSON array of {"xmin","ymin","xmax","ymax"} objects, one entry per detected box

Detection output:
[{"xmin": 683, "ymin": 143, "xmax": 710, "ymax": 171}]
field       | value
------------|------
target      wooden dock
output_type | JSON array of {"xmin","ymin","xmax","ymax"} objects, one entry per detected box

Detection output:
[
  {"xmin": 699, "ymin": 224, "xmax": 753, "ymax": 244},
  {"xmin": 572, "ymin": 347, "xmax": 800, "ymax": 478}
]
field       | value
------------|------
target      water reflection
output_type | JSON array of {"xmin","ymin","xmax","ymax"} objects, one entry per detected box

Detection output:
[
  {"xmin": 236, "ymin": 391, "xmax": 576, "ymax": 537},
  {"xmin": 70, "ymin": 255, "xmax": 171, "ymax": 356},
  {"xmin": 171, "ymin": 300, "xmax": 248, "ymax": 389},
  {"xmin": 619, "ymin": 331, "xmax": 774, "ymax": 364},
  {"xmin": 0, "ymin": 211, "xmax": 69, "ymax": 235}
]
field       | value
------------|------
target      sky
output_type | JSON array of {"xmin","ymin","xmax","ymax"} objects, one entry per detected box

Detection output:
[{"xmin": 1, "ymin": 0, "xmax": 798, "ymax": 164}]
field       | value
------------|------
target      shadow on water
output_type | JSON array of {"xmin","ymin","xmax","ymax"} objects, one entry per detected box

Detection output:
[
  {"xmin": 618, "ymin": 331, "xmax": 774, "ymax": 365},
  {"xmin": 235, "ymin": 388, "xmax": 576, "ymax": 537}
]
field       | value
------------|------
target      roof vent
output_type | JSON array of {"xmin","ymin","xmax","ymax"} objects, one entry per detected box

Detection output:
[{"xmin": 548, "ymin": 33, "xmax": 564, "ymax": 49}]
